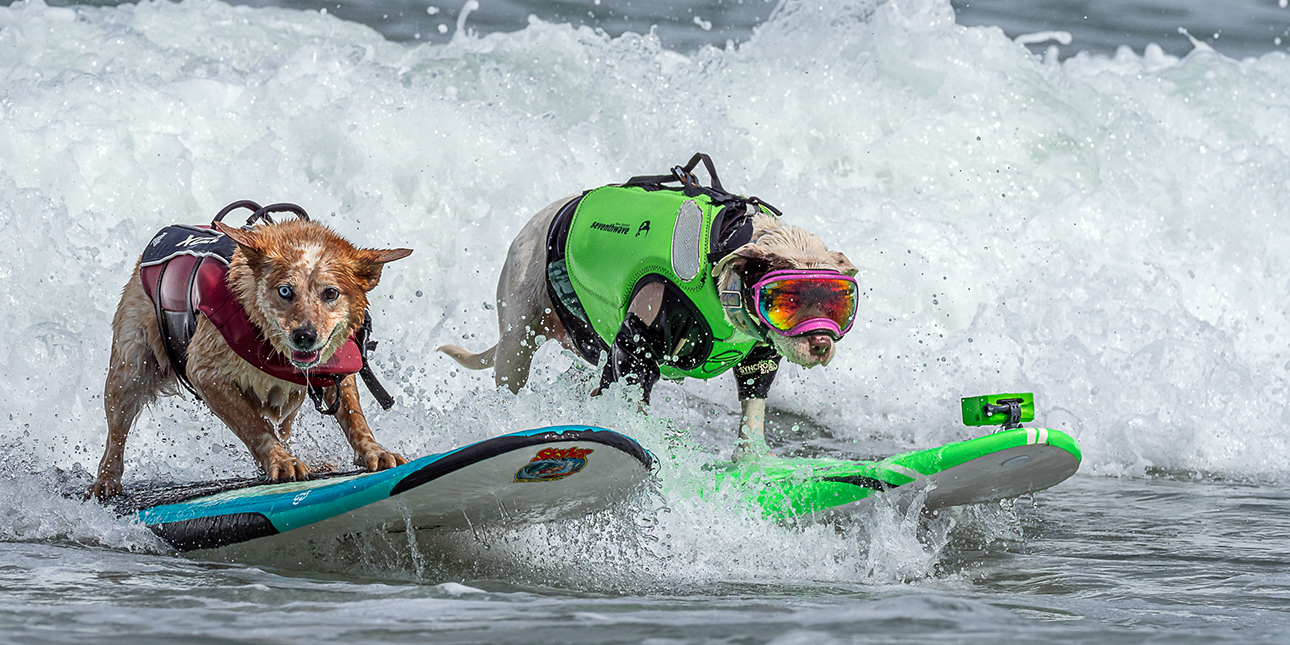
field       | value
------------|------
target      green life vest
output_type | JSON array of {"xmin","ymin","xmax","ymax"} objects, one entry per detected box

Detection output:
[{"xmin": 564, "ymin": 184, "xmax": 760, "ymax": 380}]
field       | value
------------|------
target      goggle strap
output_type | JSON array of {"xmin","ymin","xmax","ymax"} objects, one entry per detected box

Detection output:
[
  {"xmin": 719, "ymin": 278, "xmax": 770, "ymax": 344},
  {"xmin": 746, "ymin": 196, "xmax": 781, "ymax": 218}
]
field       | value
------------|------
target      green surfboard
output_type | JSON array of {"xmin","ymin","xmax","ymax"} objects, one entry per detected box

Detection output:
[
  {"xmin": 714, "ymin": 394, "xmax": 1081, "ymax": 520},
  {"xmin": 715, "ymin": 427, "xmax": 1080, "ymax": 520}
]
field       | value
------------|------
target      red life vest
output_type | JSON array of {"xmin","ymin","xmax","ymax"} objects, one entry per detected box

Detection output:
[{"xmin": 138, "ymin": 224, "xmax": 363, "ymax": 389}]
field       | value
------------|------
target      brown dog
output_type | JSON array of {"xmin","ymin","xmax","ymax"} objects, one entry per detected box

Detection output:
[
  {"xmin": 91, "ymin": 208, "xmax": 412, "ymax": 499},
  {"xmin": 440, "ymin": 157, "xmax": 856, "ymax": 461}
]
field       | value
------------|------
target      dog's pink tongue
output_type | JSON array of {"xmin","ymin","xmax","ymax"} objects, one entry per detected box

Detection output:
[{"xmin": 292, "ymin": 350, "xmax": 319, "ymax": 364}]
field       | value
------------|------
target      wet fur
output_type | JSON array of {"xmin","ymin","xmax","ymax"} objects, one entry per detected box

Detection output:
[
  {"xmin": 438, "ymin": 197, "xmax": 855, "ymax": 459},
  {"xmin": 91, "ymin": 219, "xmax": 412, "ymax": 499}
]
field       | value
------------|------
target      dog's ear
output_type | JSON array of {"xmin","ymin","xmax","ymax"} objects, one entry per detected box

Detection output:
[
  {"xmin": 832, "ymin": 251, "xmax": 858, "ymax": 277},
  {"xmin": 215, "ymin": 222, "xmax": 262, "ymax": 256},
  {"xmin": 750, "ymin": 211, "xmax": 779, "ymax": 233},
  {"xmin": 353, "ymin": 248, "xmax": 413, "ymax": 292},
  {"xmin": 711, "ymin": 242, "xmax": 773, "ymax": 278}
]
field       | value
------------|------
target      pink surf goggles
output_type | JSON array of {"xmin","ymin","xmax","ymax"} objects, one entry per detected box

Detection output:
[{"xmin": 748, "ymin": 270, "xmax": 859, "ymax": 339}]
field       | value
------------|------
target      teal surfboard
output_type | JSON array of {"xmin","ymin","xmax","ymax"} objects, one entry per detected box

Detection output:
[
  {"xmin": 120, "ymin": 426, "xmax": 655, "ymax": 552},
  {"xmin": 715, "ymin": 426, "xmax": 1081, "ymax": 521}
]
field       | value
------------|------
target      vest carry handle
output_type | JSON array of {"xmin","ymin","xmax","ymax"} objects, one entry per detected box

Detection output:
[
  {"xmin": 625, "ymin": 153, "xmax": 724, "ymax": 195},
  {"xmin": 211, "ymin": 200, "xmax": 263, "ymax": 226},
  {"xmin": 624, "ymin": 154, "xmax": 782, "ymax": 219},
  {"xmin": 211, "ymin": 201, "xmax": 311, "ymax": 229}
]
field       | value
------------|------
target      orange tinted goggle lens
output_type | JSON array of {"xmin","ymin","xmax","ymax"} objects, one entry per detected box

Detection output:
[{"xmin": 757, "ymin": 277, "xmax": 857, "ymax": 333}]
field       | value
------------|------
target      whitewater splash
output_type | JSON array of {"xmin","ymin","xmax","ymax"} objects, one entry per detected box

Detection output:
[{"xmin": 1, "ymin": 0, "xmax": 1288, "ymax": 581}]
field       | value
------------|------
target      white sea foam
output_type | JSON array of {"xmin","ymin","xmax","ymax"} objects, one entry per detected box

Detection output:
[{"xmin": 2, "ymin": 0, "xmax": 1289, "ymax": 579}]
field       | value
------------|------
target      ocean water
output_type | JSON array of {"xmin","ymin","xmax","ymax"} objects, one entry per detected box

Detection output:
[
  {"xmin": 43, "ymin": 0, "xmax": 1290, "ymax": 56},
  {"xmin": 3, "ymin": 0, "xmax": 1290, "ymax": 641}
]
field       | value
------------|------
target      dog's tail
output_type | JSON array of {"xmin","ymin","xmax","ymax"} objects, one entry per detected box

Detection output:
[{"xmin": 437, "ymin": 344, "xmax": 496, "ymax": 370}]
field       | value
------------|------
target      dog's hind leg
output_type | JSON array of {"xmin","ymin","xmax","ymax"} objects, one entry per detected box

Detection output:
[
  {"xmin": 443, "ymin": 306, "xmax": 562, "ymax": 393},
  {"xmin": 492, "ymin": 277, "xmax": 566, "ymax": 393},
  {"xmin": 439, "ymin": 196, "xmax": 576, "ymax": 394},
  {"xmin": 493, "ymin": 321, "xmax": 541, "ymax": 393},
  {"xmin": 489, "ymin": 198, "xmax": 575, "ymax": 393},
  {"xmin": 91, "ymin": 274, "xmax": 171, "ymax": 499}
]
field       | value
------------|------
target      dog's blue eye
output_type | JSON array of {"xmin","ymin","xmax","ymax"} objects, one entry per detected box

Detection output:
[
  {"xmin": 277, "ymin": 285, "xmax": 294, "ymax": 300},
  {"xmin": 321, "ymin": 287, "xmax": 340, "ymax": 302}
]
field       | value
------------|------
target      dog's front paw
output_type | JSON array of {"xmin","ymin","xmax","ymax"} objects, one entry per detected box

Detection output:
[
  {"xmin": 354, "ymin": 445, "xmax": 407, "ymax": 472},
  {"xmin": 732, "ymin": 440, "xmax": 772, "ymax": 464},
  {"xmin": 263, "ymin": 447, "xmax": 311, "ymax": 482},
  {"xmin": 87, "ymin": 476, "xmax": 122, "ymax": 501}
]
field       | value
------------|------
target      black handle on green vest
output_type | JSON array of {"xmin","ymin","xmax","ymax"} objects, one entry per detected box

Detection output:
[
  {"xmin": 622, "ymin": 154, "xmax": 781, "ymax": 220},
  {"xmin": 672, "ymin": 153, "xmax": 725, "ymax": 194},
  {"xmin": 625, "ymin": 152, "xmax": 724, "ymax": 194}
]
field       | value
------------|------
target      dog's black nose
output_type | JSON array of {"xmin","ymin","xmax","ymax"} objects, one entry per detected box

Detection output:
[
  {"xmin": 808, "ymin": 334, "xmax": 833, "ymax": 357},
  {"xmin": 291, "ymin": 326, "xmax": 318, "ymax": 349}
]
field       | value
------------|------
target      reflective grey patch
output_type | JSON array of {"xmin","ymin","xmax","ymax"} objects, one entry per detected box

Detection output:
[{"xmin": 672, "ymin": 200, "xmax": 703, "ymax": 282}]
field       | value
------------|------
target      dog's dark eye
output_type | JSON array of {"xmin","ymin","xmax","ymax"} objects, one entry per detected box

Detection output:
[
  {"xmin": 277, "ymin": 285, "xmax": 294, "ymax": 300},
  {"xmin": 321, "ymin": 287, "xmax": 340, "ymax": 302}
]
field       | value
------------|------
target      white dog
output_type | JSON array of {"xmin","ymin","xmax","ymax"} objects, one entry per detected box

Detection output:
[{"xmin": 441, "ymin": 155, "xmax": 857, "ymax": 460}]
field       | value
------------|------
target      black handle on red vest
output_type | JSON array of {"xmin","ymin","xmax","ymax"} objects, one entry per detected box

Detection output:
[
  {"xmin": 211, "ymin": 200, "xmax": 264, "ymax": 226},
  {"xmin": 248, "ymin": 203, "xmax": 310, "ymax": 226},
  {"xmin": 211, "ymin": 201, "xmax": 311, "ymax": 229}
]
